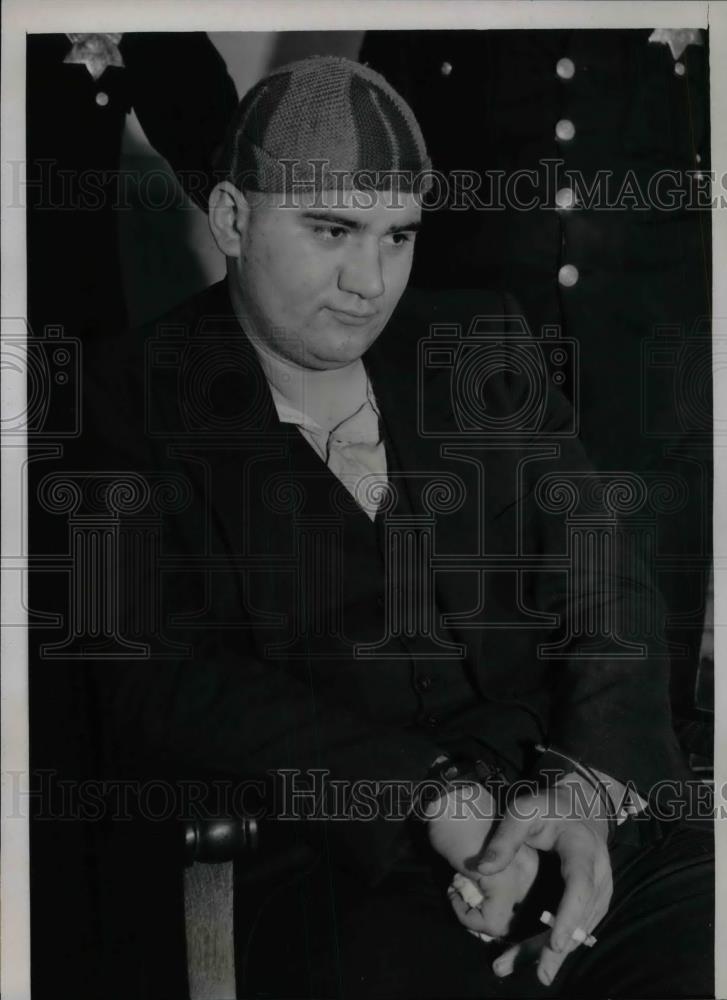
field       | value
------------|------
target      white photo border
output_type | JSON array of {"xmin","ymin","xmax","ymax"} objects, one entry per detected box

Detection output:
[{"xmin": 2, "ymin": 3, "xmax": 722, "ymax": 998}]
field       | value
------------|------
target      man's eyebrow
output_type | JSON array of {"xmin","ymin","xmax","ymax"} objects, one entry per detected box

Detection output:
[
  {"xmin": 300, "ymin": 210, "xmax": 422, "ymax": 234},
  {"xmin": 384, "ymin": 218, "xmax": 422, "ymax": 235}
]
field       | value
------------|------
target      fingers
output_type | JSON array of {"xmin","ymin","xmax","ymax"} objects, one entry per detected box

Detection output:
[
  {"xmin": 541, "ymin": 911, "xmax": 595, "ymax": 947},
  {"xmin": 467, "ymin": 928, "xmax": 496, "ymax": 944},
  {"xmin": 447, "ymin": 878, "xmax": 516, "ymax": 939},
  {"xmin": 535, "ymin": 939, "xmax": 581, "ymax": 987},
  {"xmin": 474, "ymin": 812, "xmax": 531, "ymax": 876},
  {"xmin": 479, "ymin": 791, "xmax": 614, "ymax": 988},
  {"xmin": 570, "ymin": 926, "xmax": 596, "ymax": 947},
  {"xmin": 549, "ymin": 852, "xmax": 597, "ymax": 952},
  {"xmin": 535, "ymin": 835, "xmax": 612, "ymax": 986},
  {"xmin": 537, "ymin": 916, "xmax": 604, "ymax": 988},
  {"xmin": 450, "ymin": 844, "xmax": 542, "ymax": 941},
  {"xmin": 493, "ymin": 926, "xmax": 591, "ymax": 988},
  {"xmin": 491, "ymin": 832, "xmax": 613, "ymax": 988},
  {"xmin": 549, "ymin": 831, "xmax": 612, "ymax": 954},
  {"xmin": 451, "ymin": 872, "xmax": 483, "ymax": 908},
  {"xmin": 492, "ymin": 928, "xmax": 594, "ymax": 988},
  {"xmin": 492, "ymin": 931, "xmax": 550, "ymax": 979},
  {"xmin": 447, "ymin": 884, "xmax": 498, "ymax": 934}
]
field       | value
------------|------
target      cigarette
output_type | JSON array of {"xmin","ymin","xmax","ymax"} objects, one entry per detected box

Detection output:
[
  {"xmin": 452, "ymin": 872, "xmax": 484, "ymax": 908},
  {"xmin": 540, "ymin": 911, "xmax": 596, "ymax": 947}
]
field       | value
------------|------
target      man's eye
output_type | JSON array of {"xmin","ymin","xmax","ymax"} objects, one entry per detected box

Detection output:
[
  {"xmin": 313, "ymin": 225, "xmax": 348, "ymax": 240},
  {"xmin": 384, "ymin": 231, "xmax": 416, "ymax": 247}
]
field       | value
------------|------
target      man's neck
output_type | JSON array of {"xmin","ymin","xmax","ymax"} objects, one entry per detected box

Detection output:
[{"xmin": 227, "ymin": 275, "xmax": 368, "ymax": 432}]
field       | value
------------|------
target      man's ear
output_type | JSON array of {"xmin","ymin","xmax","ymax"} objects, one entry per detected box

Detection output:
[{"xmin": 208, "ymin": 181, "xmax": 250, "ymax": 258}]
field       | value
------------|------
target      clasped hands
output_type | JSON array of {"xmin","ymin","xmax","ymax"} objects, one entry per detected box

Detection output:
[{"xmin": 426, "ymin": 778, "xmax": 613, "ymax": 988}]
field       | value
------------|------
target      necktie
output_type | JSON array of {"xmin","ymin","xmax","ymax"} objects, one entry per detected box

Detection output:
[
  {"xmin": 324, "ymin": 398, "xmax": 388, "ymax": 520},
  {"xmin": 247, "ymin": 331, "xmax": 389, "ymax": 520}
]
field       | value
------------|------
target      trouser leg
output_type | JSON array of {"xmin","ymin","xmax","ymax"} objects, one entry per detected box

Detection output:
[{"xmin": 556, "ymin": 821, "xmax": 714, "ymax": 999}]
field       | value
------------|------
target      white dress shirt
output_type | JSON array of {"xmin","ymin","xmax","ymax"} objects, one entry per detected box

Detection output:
[{"xmin": 249, "ymin": 337, "xmax": 388, "ymax": 520}]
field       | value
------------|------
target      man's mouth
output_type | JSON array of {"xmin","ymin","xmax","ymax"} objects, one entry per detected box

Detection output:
[{"xmin": 328, "ymin": 308, "xmax": 377, "ymax": 326}]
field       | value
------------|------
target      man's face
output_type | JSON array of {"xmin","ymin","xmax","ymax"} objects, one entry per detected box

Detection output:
[{"xmin": 230, "ymin": 188, "xmax": 421, "ymax": 370}]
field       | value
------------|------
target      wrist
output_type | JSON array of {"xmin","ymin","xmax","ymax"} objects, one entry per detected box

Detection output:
[
  {"xmin": 411, "ymin": 754, "xmax": 507, "ymax": 822},
  {"xmin": 535, "ymin": 744, "xmax": 618, "ymax": 845},
  {"xmin": 424, "ymin": 780, "xmax": 492, "ymax": 822},
  {"xmin": 426, "ymin": 783, "xmax": 497, "ymax": 870},
  {"xmin": 552, "ymin": 774, "xmax": 612, "ymax": 836}
]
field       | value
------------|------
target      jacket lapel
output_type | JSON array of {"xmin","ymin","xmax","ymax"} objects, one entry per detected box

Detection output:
[
  {"xmin": 363, "ymin": 289, "xmax": 533, "ymax": 672},
  {"xmin": 364, "ymin": 296, "xmax": 485, "ymax": 667}
]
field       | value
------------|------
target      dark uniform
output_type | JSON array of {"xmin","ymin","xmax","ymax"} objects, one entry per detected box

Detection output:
[
  {"xmin": 25, "ymin": 32, "xmax": 237, "ymax": 999},
  {"xmin": 360, "ymin": 28, "xmax": 713, "ymax": 747},
  {"xmin": 26, "ymin": 32, "xmax": 238, "ymax": 341}
]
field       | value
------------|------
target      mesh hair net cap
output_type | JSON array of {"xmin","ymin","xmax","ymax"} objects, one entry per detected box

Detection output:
[{"xmin": 222, "ymin": 55, "xmax": 432, "ymax": 192}]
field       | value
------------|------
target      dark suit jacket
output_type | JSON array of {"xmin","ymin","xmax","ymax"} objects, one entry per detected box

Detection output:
[{"xmin": 81, "ymin": 278, "xmax": 688, "ymax": 886}]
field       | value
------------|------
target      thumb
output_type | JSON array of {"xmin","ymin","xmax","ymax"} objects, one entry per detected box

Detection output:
[{"xmin": 472, "ymin": 815, "xmax": 528, "ymax": 875}]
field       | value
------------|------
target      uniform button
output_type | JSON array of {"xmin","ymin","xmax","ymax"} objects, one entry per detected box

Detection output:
[
  {"xmin": 696, "ymin": 153, "xmax": 702, "ymax": 164},
  {"xmin": 674, "ymin": 61, "xmax": 686, "ymax": 77},
  {"xmin": 416, "ymin": 675, "xmax": 433, "ymax": 692},
  {"xmin": 555, "ymin": 187, "xmax": 577, "ymax": 210},
  {"xmin": 556, "ymin": 57, "xmax": 575, "ymax": 80},
  {"xmin": 558, "ymin": 264, "xmax": 579, "ymax": 288},
  {"xmin": 440, "ymin": 61, "xmax": 453, "ymax": 76},
  {"xmin": 425, "ymin": 715, "xmax": 439, "ymax": 728},
  {"xmin": 95, "ymin": 91, "xmax": 109, "ymax": 107},
  {"xmin": 555, "ymin": 118, "xmax": 575, "ymax": 142}
]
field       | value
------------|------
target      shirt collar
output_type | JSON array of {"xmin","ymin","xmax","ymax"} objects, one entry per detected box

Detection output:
[{"xmin": 248, "ymin": 334, "xmax": 374, "ymax": 434}]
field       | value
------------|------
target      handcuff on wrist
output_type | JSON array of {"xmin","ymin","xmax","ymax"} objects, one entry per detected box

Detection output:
[
  {"xmin": 535, "ymin": 744, "xmax": 618, "ymax": 845},
  {"xmin": 413, "ymin": 753, "xmax": 507, "ymax": 820}
]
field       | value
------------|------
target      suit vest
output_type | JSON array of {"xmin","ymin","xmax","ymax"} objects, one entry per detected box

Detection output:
[{"xmin": 257, "ymin": 414, "xmax": 479, "ymax": 733}]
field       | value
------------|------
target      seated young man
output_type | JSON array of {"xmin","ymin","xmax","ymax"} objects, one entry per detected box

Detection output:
[{"xmin": 84, "ymin": 56, "xmax": 714, "ymax": 998}]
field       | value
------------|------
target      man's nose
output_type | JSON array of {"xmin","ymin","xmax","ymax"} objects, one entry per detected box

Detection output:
[{"xmin": 338, "ymin": 242, "xmax": 385, "ymax": 300}]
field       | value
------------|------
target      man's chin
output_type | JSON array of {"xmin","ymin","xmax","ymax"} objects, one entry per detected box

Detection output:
[{"xmin": 307, "ymin": 331, "xmax": 381, "ymax": 368}]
